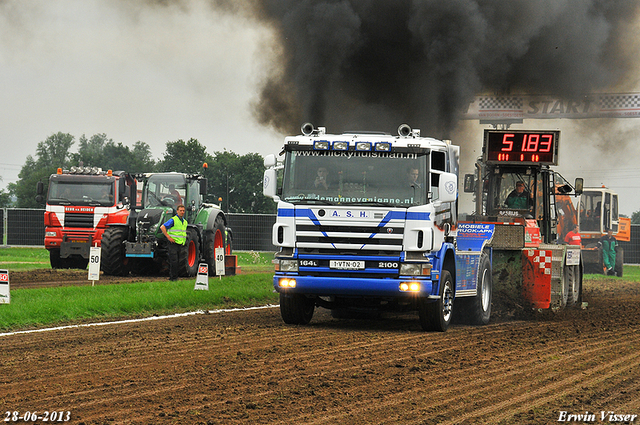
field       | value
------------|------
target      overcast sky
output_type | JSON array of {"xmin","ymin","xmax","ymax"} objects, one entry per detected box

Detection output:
[
  {"xmin": 0, "ymin": 0, "xmax": 282, "ymax": 187},
  {"xmin": 2, "ymin": 0, "xmax": 640, "ymax": 215}
]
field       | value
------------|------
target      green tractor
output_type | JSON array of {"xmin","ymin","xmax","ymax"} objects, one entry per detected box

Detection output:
[{"xmin": 101, "ymin": 172, "xmax": 232, "ymax": 277}]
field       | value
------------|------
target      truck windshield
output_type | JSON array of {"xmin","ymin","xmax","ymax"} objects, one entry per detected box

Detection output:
[
  {"xmin": 48, "ymin": 181, "xmax": 115, "ymax": 207},
  {"xmin": 579, "ymin": 191, "xmax": 603, "ymax": 232},
  {"xmin": 282, "ymin": 150, "xmax": 428, "ymax": 207}
]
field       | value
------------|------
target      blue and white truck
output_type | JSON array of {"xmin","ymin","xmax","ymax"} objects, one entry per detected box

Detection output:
[{"xmin": 263, "ymin": 124, "xmax": 492, "ymax": 331}]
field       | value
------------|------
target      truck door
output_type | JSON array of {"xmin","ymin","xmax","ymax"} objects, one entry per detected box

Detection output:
[{"xmin": 537, "ymin": 170, "xmax": 557, "ymax": 243}]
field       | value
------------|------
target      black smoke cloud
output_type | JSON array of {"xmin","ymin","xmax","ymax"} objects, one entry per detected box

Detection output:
[{"xmin": 248, "ymin": 0, "xmax": 640, "ymax": 137}]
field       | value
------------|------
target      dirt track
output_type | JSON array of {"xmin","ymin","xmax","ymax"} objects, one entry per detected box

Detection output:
[{"xmin": 1, "ymin": 273, "xmax": 639, "ymax": 425}]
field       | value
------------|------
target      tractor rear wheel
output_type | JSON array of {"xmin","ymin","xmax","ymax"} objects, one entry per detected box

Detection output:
[
  {"xmin": 179, "ymin": 228, "xmax": 200, "ymax": 277},
  {"xmin": 101, "ymin": 227, "xmax": 130, "ymax": 276},
  {"xmin": 203, "ymin": 216, "xmax": 226, "ymax": 276},
  {"xmin": 614, "ymin": 246, "xmax": 624, "ymax": 277}
]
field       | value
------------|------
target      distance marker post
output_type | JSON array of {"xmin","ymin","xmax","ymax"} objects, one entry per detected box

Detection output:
[
  {"xmin": 215, "ymin": 247, "xmax": 225, "ymax": 279},
  {"xmin": 0, "ymin": 269, "xmax": 9, "ymax": 304},
  {"xmin": 88, "ymin": 245, "xmax": 101, "ymax": 286}
]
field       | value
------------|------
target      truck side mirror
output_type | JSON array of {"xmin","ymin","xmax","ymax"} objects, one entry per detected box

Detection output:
[
  {"xmin": 263, "ymin": 168, "xmax": 279, "ymax": 200},
  {"xmin": 463, "ymin": 174, "xmax": 475, "ymax": 193},
  {"xmin": 200, "ymin": 178, "xmax": 208, "ymax": 195},
  {"xmin": 264, "ymin": 154, "xmax": 277, "ymax": 168},
  {"xmin": 35, "ymin": 181, "xmax": 45, "ymax": 204},
  {"xmin": 574, "ymin": 178, "xmax": 583, "ymax": 195},
  {"xmin": 438, "ymin": 172, "xmax": 458, "ymax": 203}
]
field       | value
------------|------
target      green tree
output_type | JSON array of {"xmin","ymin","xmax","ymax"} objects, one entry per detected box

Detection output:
[
  {"xmin": 101, "ymin": 141, "xmax": 156, "ymax": 173},
  {"xmin": 72, "ymin": 133, "xmax": 109, "ymax": 166},
  {"xmin": 15, "ymin": 132, "xmax": 75, "ymax": 208},
  {"xmin": 0, "ymin": 176, "xmax": 12, "ymax": 208},
  {"xmin": 631, "ymin": 210, "xmax": 640, "ymax": 224},
  {"xmin": 158, "ymin": 139, "xmax": 213, "ymax": 174},
  {"xmin": 205, "ymin": 150, "xmax": 274, "ymax": 214},
  {"xmin": 0, "ymin": 189, "xmax": 11, "ymax": 208},
  {"xmin": 73, "ymin": 134, "xmax": 156, "ymax": 173}
]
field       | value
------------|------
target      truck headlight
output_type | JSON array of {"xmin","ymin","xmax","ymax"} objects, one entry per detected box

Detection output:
[
  {"xmin": 399, "ymin": 282, "xmax": 421, "ymax": 292},
  {"xmin": 400, "ymin": 263, "xmax": 432, "ymax": 276},
  {"xmin": 278, "ymin": 278, "xmax": 297, "ymax": 288},
  {"xmin": 279, "ymin": 259, "xmax": 299, "ymax": 272},
  {"xmin": 45, "ymin": 231, "xmax": 57, "ymax": 237}
]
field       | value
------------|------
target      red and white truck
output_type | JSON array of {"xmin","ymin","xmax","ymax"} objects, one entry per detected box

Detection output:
[{"xmin": 37, "ymin": 167, "xmax": 137, "ymax": 269}]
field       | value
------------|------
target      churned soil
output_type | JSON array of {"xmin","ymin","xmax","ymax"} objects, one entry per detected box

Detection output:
[{"xmin": 1, "ymin": 272, "xmax": 639, "ymax": 424}]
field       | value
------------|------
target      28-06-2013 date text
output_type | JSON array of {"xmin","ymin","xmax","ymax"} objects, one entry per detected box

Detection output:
[{"xmin": 4, "ymin": 411, "xmax": 70, "ymax": 422}]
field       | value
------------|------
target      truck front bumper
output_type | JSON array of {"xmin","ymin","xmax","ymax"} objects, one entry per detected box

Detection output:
[{"xmin": 273, "ymin": 274, "xmax": 436, "ymax": 298}]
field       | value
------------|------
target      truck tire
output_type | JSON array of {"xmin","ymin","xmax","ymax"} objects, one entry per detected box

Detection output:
[
  {"xmin": 49, "ymin": 249, "xmax": 62, "ymax": 269},
  {"xmin": 465, "ymin": 252, "xmax": 492, "ymax": 325},
  {"xmin": 101, "ymin": 227, "xmax": 130, "ymax": 276},
  {"xmin": 179, "ymin": 228, "xmax": 200, "ymax": 277},
  {"xmin": 566, "ymin": 265, "xmax": 581, "ymax": 306},
  {"xmin": 72, "ymin": 257, "xmax": 89, "ymax": 270},
  {"xmin": 279, "ymin": 293, "xmax": 315, "ymax": 325},
  {"xmin": 614, "ymin": 246, "xmax": 624, "ymax": 277},
  {"xmin": 419, "ymin": 270, "xmax": 454, "ymax": 332},
  {"xmin": 203, "ymin": 216, "xmax": 226, "ymax": 276},
  {"xmin": 565, "ymin": 265, "xmax": 582, "ymax": 306},
  {"xmin": 225, "ymin": 230, "xmax": 233, "ymax": 255}
]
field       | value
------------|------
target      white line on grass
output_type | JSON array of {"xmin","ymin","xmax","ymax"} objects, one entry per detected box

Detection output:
[{"xmin": 0, "ymin": 304, "xmax": 280, "ymax": 337}]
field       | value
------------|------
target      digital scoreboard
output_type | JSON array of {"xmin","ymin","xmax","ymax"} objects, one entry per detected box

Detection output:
[{"xmin": 483, "ymin": 130, "xmax": 559, "ymax": 165}]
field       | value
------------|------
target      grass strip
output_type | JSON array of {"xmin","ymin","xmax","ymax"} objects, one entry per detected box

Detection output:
[{"xmin": 0, "ymin": 273, "xmax": 278, "ymax": 332}]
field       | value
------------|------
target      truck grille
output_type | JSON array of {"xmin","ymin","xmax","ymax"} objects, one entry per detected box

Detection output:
[
  {"xmin": 64, "ymin": 213, "xmax": 94, "ymax": 228},
  {"xmin": 296, "ymin": 223, "xmax": 404, "ymax": 256}
]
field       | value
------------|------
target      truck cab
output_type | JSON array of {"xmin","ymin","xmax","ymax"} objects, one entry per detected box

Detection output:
[
  {"xmin": 38, "ymin": 167, "xmax": 136, "ymax": 269},
  {"xmin": 264, "ymin": 124, "xmax": 460, "ymax": 331}
]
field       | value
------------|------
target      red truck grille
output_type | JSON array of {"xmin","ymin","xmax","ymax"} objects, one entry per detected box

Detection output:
[{"xmin": 64, "ymin": 212, "xmax": 94, "ymax": 228}]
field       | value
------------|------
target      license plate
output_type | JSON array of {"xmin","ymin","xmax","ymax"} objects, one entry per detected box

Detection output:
[
  {"xmin": 330, "ymin": 260, "xmax": 365, "ymax": 270},
  {"xmin": 71, "ymin": 240, "xmax": 87, "ymax": 243}
]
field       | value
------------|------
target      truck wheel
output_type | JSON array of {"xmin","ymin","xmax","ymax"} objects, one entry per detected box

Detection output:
[
  {"xmin": 566, "ymin": 265, "xmax": 581, "ymax": 306},
  {"xmin": 101, "ymin": 227, "xmax": 130, "ymax": 276},
  {"xmin": 419, "ymin": 270, "xmax": 454, "ymax": 332},
  {"xmin": 614, "ymin": 247, "xmax": 624, "ymax": 277},
  {"xmin": 179, "ymin": 228, "xmax": 200, "ymax": 277},
  {"xmin": 225, "ymin": 231, "xmax": 233, "ymax": 255},
  {"xmin": 49, "ymin": 249, "xmax": 62, "ymax": 269},
  {"xmin": 467, "ymin": 253, "xmax": 492, "ymax": 325},
  {"xmin": 72, "ymin": 257, "xmax": 89, "ymax": 270},
  {"xmin": 564, "ymin": 265, "xmax": 576, "ymax": 306},
  {"xmin": 203, "ymin": 216, "xmax": 226, "ymax": 276},
  {"xmin": 279, "ymin": 293, "xmax": 315, "ymax": 325}
]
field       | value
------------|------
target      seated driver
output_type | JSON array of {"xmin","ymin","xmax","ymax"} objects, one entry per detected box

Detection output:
[
  {"xmin": 168, "ymin": 184, "xmax": 182, "ymax": 204},
  {"xmin": 505, "ymin": 181, "xmax": 532, "ymax": 209}
]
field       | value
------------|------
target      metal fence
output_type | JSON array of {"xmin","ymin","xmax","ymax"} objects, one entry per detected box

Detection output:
[
  {"xmin": 1, "ymin": 209, "xmax": 277, "ymax": 251},
  {"xmin": 619, "ymin": 225, "xmax": 640, "ymax": 264},
  {"xmin": 3, "ymin": 208, "xmax": 640, "ymax": 263}
]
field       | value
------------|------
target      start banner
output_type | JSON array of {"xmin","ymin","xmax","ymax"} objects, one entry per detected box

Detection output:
[{"xmin": 461, "ymin": 93, "xmax": 640, "ymax": 120}]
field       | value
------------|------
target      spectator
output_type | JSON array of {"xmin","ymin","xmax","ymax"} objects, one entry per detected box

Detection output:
[
  {"xmin": 600, "ymin": 228, "xmax": 617, "ymax": 275},
  {"xmin": 564, "ymin": 224, "xmax": 582, "ymax": 246}
]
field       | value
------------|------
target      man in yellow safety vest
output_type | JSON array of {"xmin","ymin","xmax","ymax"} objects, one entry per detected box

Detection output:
[{"xmin": 160, "ymin": 204, "xmax": 187, "ymax": 281}]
